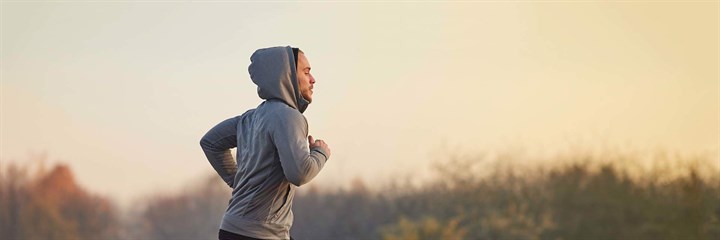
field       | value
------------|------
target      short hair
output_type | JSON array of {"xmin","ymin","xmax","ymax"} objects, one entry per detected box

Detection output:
[{"xmin": 292, "ymin": 47, "xmax": 303, "ymax": 68}]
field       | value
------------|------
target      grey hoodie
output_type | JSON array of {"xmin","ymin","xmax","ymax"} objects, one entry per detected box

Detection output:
[{"xmin": 200, "ymin": 46, "xmax": 329, "ymax": 239}]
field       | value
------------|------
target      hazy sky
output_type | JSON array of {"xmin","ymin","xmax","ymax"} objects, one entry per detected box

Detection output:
[{"xmin": 2, "ymin": 1, "xmax": 718, "ymax": 208}]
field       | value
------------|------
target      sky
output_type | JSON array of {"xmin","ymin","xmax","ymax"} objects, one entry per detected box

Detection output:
[{"xmin": 1, "ymin": 1, "xmax": 718, "ymax": 208}]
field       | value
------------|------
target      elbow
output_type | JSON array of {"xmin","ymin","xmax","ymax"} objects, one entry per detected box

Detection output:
[
  {"xmin": 199, "ymin": 136, "xmax": 213, "ymax": 150},
  {"xmin": 286, "ymin": 174, "xmax": 309, "ymax": 187},
  {"xmin": 284, "ymin": 156, "xmax": 323, "ymax": 187}
]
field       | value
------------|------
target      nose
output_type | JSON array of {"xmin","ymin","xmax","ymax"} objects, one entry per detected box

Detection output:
[{"xmin": 310, "ymin": 74, "xmax": 316, "ymax": 84}]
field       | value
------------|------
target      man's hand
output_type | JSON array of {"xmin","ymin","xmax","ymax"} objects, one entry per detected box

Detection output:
[{"xmin": 308, "ymin": 135, "xmax": 331, "ymax": 157}]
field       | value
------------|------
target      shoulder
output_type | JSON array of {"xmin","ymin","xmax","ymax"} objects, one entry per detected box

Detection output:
[
  {"xmin": 235, "ymin": 108, "xmax": 256, "ymax": 124},
  {"xmin": 238, "ymin": 108, "xmax": 256, "ymax": 119}
]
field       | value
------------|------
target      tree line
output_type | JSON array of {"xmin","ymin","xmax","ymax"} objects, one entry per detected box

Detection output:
[{"xmin": 1, "ymin": 149, "xmax": 718, "ymax": 239}]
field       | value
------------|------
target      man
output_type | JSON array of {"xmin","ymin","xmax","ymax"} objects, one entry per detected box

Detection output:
[{"xmin": 200, "ymin": 46, "xmax": 331, "ymax": 240}]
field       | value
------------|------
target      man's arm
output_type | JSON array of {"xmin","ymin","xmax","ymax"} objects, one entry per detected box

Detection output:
[
  {"xmin": 199, "ymin": 116, "xmax": 239, "ymax": 188},
  {"xmin": 271, "ymin": 111, "xmax": 330, "ymax": 187}
]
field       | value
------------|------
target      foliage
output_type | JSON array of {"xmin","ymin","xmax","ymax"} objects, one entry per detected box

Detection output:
[
  {"xmin": 2, "ymin": 149, "xmax": 718, "ymax": 240},
  {"xmin": 0, "ymin": 162, "xmax": 120, "ymax": 240},
  {"xmin": 129, "ymin": 176, "xmax": 230, "ymax": 240},
  {"xmin": 290, "ymin": 151, "xmax": 720, "ymax": 240}
]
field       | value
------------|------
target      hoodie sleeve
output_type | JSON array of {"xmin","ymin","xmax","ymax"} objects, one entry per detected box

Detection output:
[
  {"xmin": 270, "ymin": 110, "xmax": 329, "ymax": 187},
  {"xmin": 199, "ymin": 116, "xmax": 239, "ymax": 188}
]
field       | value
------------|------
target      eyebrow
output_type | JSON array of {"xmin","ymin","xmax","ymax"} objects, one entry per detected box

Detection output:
[{"xmin": 304, "ymin": 67, "xmax": 311, "ymax": 71}]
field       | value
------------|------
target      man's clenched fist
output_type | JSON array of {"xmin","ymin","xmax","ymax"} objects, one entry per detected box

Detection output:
[{"xmin": 308, "ymin": 135, "xmax": 331, "ymax": 157}]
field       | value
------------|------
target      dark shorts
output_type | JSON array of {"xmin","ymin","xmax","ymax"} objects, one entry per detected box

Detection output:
[{"xmin": 218, "ymin": 229, "xmax": 295, "ymax": 240}]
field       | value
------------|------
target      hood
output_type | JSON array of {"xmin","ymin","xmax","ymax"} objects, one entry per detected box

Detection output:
[{"xmin": 249, "ymin": 46, "xmax": 309, "ymax": 113}]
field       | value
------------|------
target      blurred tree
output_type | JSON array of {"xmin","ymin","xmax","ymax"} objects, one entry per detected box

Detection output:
[
  {"xmin": 4, "ymin": 149, "xmax": 718, "ymax": 240},
  {"xmin": 381, "ymin": 216, "xmax": 467, "ymax": 240},
  {"xmin": 0, "ymin": 162, "xmax": 120, "ymax": 240},
  {"xmin": 134, "ymin": 175, "xmax": 230, "ymax": 240}
]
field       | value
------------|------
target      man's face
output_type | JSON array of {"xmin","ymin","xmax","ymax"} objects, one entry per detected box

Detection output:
[{"xmin": 296, "ymin": 52, "xmax": 315, "ymax": 103}]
